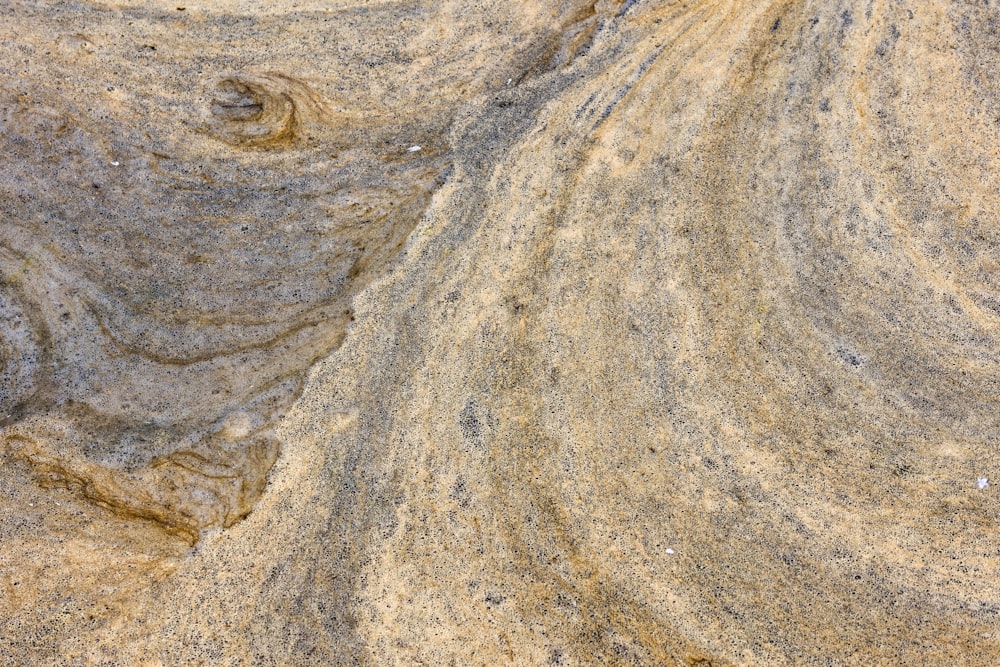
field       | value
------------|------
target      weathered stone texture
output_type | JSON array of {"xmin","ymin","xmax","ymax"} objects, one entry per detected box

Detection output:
[{"xmin": 2, "ymin": 1, "xmax": 999, "ymax": 664}]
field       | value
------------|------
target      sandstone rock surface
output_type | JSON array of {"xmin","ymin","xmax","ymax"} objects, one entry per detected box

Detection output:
[{"xmin": 2, "ymin": 0, "xmax": 1000, "ymax": 664}]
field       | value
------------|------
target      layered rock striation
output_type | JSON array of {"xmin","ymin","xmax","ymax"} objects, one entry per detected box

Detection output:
[{"xmin": 2, "ymin": 0, "xmax": 999, "ymax": 664}]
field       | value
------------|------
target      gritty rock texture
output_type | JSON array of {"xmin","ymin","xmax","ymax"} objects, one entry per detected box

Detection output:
[{"xmin": 2, "ymin": 0, "xmax": 1000, "ymax": 664}]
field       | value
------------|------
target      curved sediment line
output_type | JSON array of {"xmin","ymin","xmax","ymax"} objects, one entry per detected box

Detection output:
[{"xmin": 330, "ymin": 1, "xmax": 1000, "ymax": 664}]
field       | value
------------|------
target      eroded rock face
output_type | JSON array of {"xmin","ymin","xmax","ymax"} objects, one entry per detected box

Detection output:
[
  {"xmin": 0, "ymin": 0, "xmax": 605, "ymax": 540},
  {"xmin": 3, "ymin": 0, "xmax": 1000, "ymax": 664}
]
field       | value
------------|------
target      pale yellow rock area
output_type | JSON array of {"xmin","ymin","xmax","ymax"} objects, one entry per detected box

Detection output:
[{"xmin": 2, "ymin": 0, "xmax": 999, "ymax": 664}]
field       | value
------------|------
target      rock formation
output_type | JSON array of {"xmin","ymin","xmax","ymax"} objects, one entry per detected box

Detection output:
[{"xmin": 2, "ymin": 0, "xmax": 999, "ymax": 664}]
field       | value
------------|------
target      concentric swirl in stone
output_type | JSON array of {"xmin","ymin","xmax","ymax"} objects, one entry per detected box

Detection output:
[{"xmin": 204, "ymin": 74, "xmax": 327, "ymax": 148}]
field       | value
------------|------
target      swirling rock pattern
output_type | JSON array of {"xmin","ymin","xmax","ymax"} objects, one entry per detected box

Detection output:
[
  {"xmin": 0, "ymin": 0, "xmax": 599, "ymax": 540},
  {"xmin": 2, "ymin": 0, "xmax": 1000, "ymax": 664}
]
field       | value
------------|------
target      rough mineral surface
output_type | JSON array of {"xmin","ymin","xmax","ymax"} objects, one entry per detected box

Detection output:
[{"xmin": 2, "ymin": 0, "xmax": 999, "ymax": 664}]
